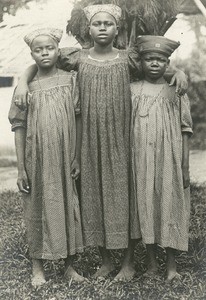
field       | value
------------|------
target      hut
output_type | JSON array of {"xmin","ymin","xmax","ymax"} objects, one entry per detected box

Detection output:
[{"xmin": 0, "ymin": 0, "xmax": 77, "ymax": 86}]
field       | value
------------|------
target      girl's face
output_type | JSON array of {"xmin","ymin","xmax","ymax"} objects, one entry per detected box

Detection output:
[
  {"xmin": 31, "ymin": 35, "xmax": 59, "ymax": 69},
  {"xmin": 141, "ymin": 52, "xmax": 169, "ymax": 81},
  {"xmin": 89, "ymin": 12, "xmax": 118, "ymax": 46}
]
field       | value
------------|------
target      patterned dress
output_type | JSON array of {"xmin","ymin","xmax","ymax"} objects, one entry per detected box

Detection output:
[
  {"xmin": 58, "ymin": 48, "xmax": 141, "ymax": 249},
  {"xmin": 9, "ymin": 70, "xmax": 83, "ymax": 259},
  {"xmin": 130, "ymin": 80, "xmax": 193, "ymax": 251}
]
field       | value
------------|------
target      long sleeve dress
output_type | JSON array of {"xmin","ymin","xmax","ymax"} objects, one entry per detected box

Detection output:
[
  {"xmin": 130, "ymin": 80, "xmax": 193, "ymax": 251},
  {"xmin": 58, "ymin": 48, "xmax": 142, "ymax": 249},
  {"xmin": 9, "ymin": 70, "xmax": 83, "ymax": 259}
]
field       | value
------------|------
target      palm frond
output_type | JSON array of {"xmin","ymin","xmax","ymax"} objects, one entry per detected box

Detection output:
[{"xmin": 67, "ymin": 0, "xmax": 181, "ymax": 48}]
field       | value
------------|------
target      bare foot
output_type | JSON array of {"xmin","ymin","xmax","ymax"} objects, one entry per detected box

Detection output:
[
  {"xmin": 31, "ymin": 259, "xmax": 46, "ymax": 287},
  {"xmin": 166, "ymin": 248, "xmax": 180, "ymax": 282},
  {"xmin": 166, "ymin": 271, "xmax": 181, "ymax": 283},
  {"xmin": 113, "ymin": 265, "xmax": 136, "ymax": 282},
  {"xmin": 64, "ymin": 265, "xmax": 85, "ymax": 283},
  {"xmin": 92, "ymin": 264, "xmax": 115, "ymax": 279},
  {"xmin": 143, "ymin": 263, "xmax": 159, "ymax": 278}
]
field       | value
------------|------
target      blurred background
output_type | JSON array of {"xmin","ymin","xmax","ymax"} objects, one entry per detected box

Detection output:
[{"xmin": 0, "ymin": 0, "xmax": 205, "ymax": 190}]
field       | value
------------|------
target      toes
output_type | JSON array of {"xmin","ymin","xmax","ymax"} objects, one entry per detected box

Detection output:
[
  {"xmin": 113, "ymin": 270, "xmax": 136, "ymax": 282},
  {"xmin": 31, "ymin": 276, "xmax": 46, "ymax": 287},
  {"xmin": 166, "ymin": 272, "xmax": 181, "ymax": 283}
]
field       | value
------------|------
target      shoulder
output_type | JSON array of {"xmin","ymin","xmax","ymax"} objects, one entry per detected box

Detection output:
[
  {"xmin": 118, "ymin": 49, "xmax": 129, "ymax": 59},
  {"xmin": 60, "ymin": 47, "xmax": 81, "ymax": 56},
  {"xmin": 57, "ymin": 69, "xmax": 78, "ymax": 85},
  {"xmin": 163, "ymin": 83, "xmax": 177, "ymax": 99},
  {"xmin": 130, "ymin": 80, "xmax": 142, "ymax": 88},
  {"xmin": 130, "ymin": 80, "xmax": 142, "ymax": 95}
]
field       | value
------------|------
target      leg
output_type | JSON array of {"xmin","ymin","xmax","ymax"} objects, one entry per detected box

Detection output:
[
  {"xmin": 166, "ymin": 247, "xmax": 180, "ymax": 282},
  {"xmin": 144, "ymin": 244, "xmax": 159, "ymax": 276},
  {"xmin": 31, "ymin": 258, "xmax": 46, "ymax": 287},
  {"xmin": 92, "ymin": 246, "xmax": 114, "ymax": 278},
  {"xmin": 64, "ymin": 255, "xmax": 85, "ymax": 282},
  {"xmin": 114, "ymin": 239, "xmax": 137, "ymax": 281}
]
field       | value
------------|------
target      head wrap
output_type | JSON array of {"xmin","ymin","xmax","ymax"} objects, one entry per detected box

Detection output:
[
  {"xmin": 24, "ymin": 28, "xmax": 63, "ymax": 47},
  {"xmin": 83, "ymin": 4, "xmax": 122, "ymax": 23},
  {"xmin": 136, "ymin": 35, "xmax": 180, "ymax": 57}
]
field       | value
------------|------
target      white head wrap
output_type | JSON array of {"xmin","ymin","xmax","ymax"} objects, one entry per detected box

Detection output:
[
  {"xmin": 24, "ymin": 28, "xmax": 63, "ymax": 47},
  {"xmin": 83, "ymin": 4, "xmax": 122, "ymax": 23}
]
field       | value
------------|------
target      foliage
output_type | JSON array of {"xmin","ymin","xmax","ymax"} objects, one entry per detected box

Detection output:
[
  {"xmin": 174, "ymin": 14, "xmax": 206, "ymax": 150},
  {"xmin": 1, "ymin": 184, "xmax": 206, "ymax": 299},
  {"xmin": 67, "ymin": 0, "xmax": 181, "ymax": 48},
  {"xmin": 0, "ymin": 0, "xmax": 32, "ymax": 22}
]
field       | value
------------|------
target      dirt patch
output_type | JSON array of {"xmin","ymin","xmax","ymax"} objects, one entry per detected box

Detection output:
[{"xmin": 190, "ymin": 150, "xmax": 206, "ymax": 185}]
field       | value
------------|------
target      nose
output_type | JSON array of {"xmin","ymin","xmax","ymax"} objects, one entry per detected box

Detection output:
[
  {"xmin": 151, "ymin": 60, "xmax": 158, "ymax": 66},
  {"xmin": 42, "ymin": 48, "xmax": 49, "ymax": 56},
  {"xmin": 99, "ymin": 23, "xmax": 106, "ymax": 30}
]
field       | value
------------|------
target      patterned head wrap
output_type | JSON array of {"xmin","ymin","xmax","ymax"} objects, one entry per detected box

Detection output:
[
  {"xmin": 24, "ymin": 28, "xmax": 63, "ymax": 47},
  {"xmin": 83, "ymin": 4, "xmax": 122, "ymax": 23},
  {"xmin": 136, "ymin": 35, "xmax": 180, "ymax": 57}
]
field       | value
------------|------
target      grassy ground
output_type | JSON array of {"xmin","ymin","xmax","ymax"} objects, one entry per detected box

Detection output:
[
  {"xmin": 190, "ymin": 123, "xmax": 206, "ymax": 151},
  {"xmin": 1, "ymin": 184, "xmax": 206, "ymax": 300}
]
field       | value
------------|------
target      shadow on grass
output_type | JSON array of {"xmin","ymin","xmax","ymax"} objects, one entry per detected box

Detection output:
[{"xmin": 1, "ymin": 184, "xmax": 206, "ymax": 299}]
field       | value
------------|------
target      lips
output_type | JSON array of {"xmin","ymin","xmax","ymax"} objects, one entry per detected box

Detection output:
[
  {"xmin": 149, "ymin": 69, "xmax": 159, "ymax": 73},
  {"xmin": 41, "ymin": 59, "xmax": 50, "ymax": 62}
]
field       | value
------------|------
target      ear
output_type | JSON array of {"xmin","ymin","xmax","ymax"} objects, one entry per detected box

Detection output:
[
  {"xmin": 88, "ymin": 26, "xmax": 91, "ymax": 35},
  {"xmin": 115, "ymin": 26, "xmax": 119, "ymax": 36},
  {"xmin": 58, "ymin": 48, "xmax": 60, "ymax": 57},
  {"xmin": 166, "ymin": 59, "xmax": 170, "ymax": 68},
  {"xmin": 31, "ymin": 52, "xmax": 34, "ymax": 60}
]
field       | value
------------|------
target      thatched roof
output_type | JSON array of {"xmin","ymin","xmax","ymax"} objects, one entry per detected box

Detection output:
[
  {"xmin": 180, "ymin": 0, "xmax": 206, "ymax": 14},
  {"xmin": 0, "ymin": 0, "xmax": 205, "ymax": 76},
  {"xmin": 0, "ymin": 0, "xmax": 77, "ymax": 76}
]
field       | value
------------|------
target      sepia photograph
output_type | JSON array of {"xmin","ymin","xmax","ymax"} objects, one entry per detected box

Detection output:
[{"xmin": 0, "ymin": 0, "xmax": 205, "ymax": 299}]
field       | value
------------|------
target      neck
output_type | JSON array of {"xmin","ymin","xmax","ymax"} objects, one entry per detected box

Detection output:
[
  {"xmin": 144, "ymin": 76, "xmax": 166, "ymax": 84},
  {"xmin": 37, "ymin": 65, "xmax": 57, "ymax": 78},
  {"xmin": 93, "ymin": 42, "xmax": 114, "ymax": 54}
]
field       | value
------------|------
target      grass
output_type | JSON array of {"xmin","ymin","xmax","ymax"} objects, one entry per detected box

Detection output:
[
  {"xmin": 1, "ymin": 184, "xmax": 206, "ymax": 300},
  {"xmin": 0, "ymin": 146, "xmax": 16, "ymax": 168},
  {"xmin": 190, "ymin": 123, "xmax": 206, "ymax": 151}
]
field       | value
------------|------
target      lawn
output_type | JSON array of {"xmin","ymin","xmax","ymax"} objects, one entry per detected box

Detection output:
[{"xmin": 1, "ymin": 184, "xmax": 206, "ymax": 300}]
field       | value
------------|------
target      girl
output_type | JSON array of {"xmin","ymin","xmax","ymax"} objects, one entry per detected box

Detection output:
[
  {"xmin": 130, "ymin": 35, "xmax": 192, "ymax": 282},
  {"xmin": 8, "ymin": 28, "xmax": 84, "ymax": 286},
  {"xmin": 13, "ymin": 4, "xmax": 187, "ymax": 281}
]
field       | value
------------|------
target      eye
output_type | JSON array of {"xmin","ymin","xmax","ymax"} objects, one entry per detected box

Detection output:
[
  {"xmin": 34, "ymin": 48, "xmax": 41, "ymax": 53},
  {"xmin": 91, "ymin": 21, "xmax": 99, "ymax": 26},
  {"xmin": 48, "ymin": 46, "xmax": 54, "ymax": 50},
  {"xmin": 160, "ymin": 58, "xmax": 167, "ymax": 62},
  {"xmin": 105, "ymin": 22, "xmax": 114, "ymax": 26}
]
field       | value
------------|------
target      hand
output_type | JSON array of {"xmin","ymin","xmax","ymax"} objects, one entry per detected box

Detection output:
[
  {"xmin": 17, "ymin": 170, "xmax": 30, "ymax": 193},
  {"xmin": 71, "ymin": 158, "xmax": 80, "ymax": 180},
  {"xmin": 182, "ymin": 165, "xmax": 190, "ymax": 189},
  {"xmin": 169, "ymin": 70, "xmax": 188, "ymax": 96},
  {"xmin": 14, "ymin": 83, "xmax": 30, "ymax": 110}
]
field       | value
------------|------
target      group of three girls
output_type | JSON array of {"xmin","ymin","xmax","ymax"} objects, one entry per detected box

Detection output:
[{"xmin": 9, "ymin": 4, "xmax": 192, "ymax": 286}]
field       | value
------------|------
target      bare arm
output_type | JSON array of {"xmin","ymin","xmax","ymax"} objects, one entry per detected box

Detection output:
[
  {"xmin": 15, "ymin": 128, "xmax": 30, "ymax": 193},
  {"xmin": 182, "ymin": 133, "xmax": 190, "ymax": 189},
  {"xmin": 14, "ymin": 64, "xmax": 38, "ymax": 110},
  {"xmin": 164, "ymin": 66, "xmax": 188, "ymax": 95}
]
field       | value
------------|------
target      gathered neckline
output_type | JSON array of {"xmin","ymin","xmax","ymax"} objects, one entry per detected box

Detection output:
[{"xmin": 88, "ymin": 53, "xmax": 120, "ymax": 62}]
